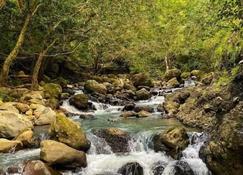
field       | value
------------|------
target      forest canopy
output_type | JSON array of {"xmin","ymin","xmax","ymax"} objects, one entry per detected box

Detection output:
[{"xmin": 0, "ymin": 0, "xmax": 242, "ymax": 85}]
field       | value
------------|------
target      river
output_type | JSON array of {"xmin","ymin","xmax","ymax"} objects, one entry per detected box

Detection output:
[{"xmin": 0, "ymin": 83, "xmax": 210, "ymax": 175}]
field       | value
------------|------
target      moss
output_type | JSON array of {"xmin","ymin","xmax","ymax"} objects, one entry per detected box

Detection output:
[
  {"xmin": 214, "ymin": 66, "xmax": 240, "ymax": 88},
  {"xmin": 191, "ymin": 70, "xmax": 203, "ymax": 79},
  {"xmin": 0, "ymin": 87, "xmax": 14, "ymax": 102},
  {"xmin": 43, "ymin": 83, "xmax": 62, "ymax": 99},
  {"xmin": 131, "ymin": 73, "xmax": 153, "ymax": 87},
  {"xmin": 50, "ymin": 113, "xmax": 90, "ymax": 151},
  {"xmin": 69, "ymin": 94, "xmax": 89, "ymax": 110},
  {"xmin": 84, "ymin": 80, "xmax": 107, "ymax": 94},
  {"xmin": 181, "ymin": 72, "xmax": 191, "ymax": 80},
  {"xmin": 47, "ymin": 98, "xmax": 59, "ymax": 109},
  {"xmin": 164, "ymin": 69, "xmax": 181, "ymax": 81}
]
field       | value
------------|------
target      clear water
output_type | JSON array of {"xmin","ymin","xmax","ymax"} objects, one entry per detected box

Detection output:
[{"xmin": 0, "ymin": 86, "xmax": 210, "ymax": 175}]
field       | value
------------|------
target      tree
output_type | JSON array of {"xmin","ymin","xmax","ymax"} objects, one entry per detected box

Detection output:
[{"xmin": 0, "ymin": 0, "xmax": 40, "ymax": 85}]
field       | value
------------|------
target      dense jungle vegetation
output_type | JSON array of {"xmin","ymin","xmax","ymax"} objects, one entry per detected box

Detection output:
[{"xmin": 0, "ymin": 0, "xmax": 242, "ymax": 86}]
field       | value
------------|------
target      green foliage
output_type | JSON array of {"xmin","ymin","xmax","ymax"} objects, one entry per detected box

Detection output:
[
  {"xmin": 0, "ymin": 0, "xmax": 242, "ymax": 80},
  {"xmin": 215, "ymin": 66, "xmax": 240, "ymax": 87}
]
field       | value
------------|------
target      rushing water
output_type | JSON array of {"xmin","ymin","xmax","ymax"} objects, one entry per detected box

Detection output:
[{"xmin": 0, "ymin": 84, "xmax": 210, "ymax": 175}]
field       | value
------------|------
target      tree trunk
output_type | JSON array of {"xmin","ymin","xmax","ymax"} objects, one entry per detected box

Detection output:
[
  {"xmin": 164, "ymin": 56, "xmax": 170, "ymax": 72},
  {"xmin": 0, "ymin": 14, "xmax": 31, "ymax": 86},
  {"xmin": 31, "ymin": 40, "xmax": 56, "ymax": 90},
  {"xmin": 31, "ymin": 52, "xmax": 45, "ymax": 90}
]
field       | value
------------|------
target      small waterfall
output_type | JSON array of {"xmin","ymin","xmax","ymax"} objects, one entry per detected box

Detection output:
[
  {"xmin": 87, "ymin": 133, "xmax": 113, "ymax": 154},
  {"xmin": 91, "ymin": 101, "xmax": 123, "ymax": 115},
  {"xmin": 128, "ymin": 131, "xmax": 154, "ymax": 152},
  {"xmin": 136, "ymin": 96, "xmax": 165, "ymax": 107},
  {"xmin": 61, "ymin": 99, "xmax": 83, "ymax": 115},
  {"xmin": 61, "ymin": 97, "xmax": 123, "ymax": 116},
  {"xmin": 180, "ymin": 132, "xmax": 211, "ymax": 175}
]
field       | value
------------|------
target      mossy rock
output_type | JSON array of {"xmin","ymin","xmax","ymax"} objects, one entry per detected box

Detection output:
[
  {"xmin": 84, "ymin": 80, "xmax": 107, "ymax": 94},
  {"xmin": 43, "ymin": 83, "xmax": 62, "ymax": 99},
  {"xmin": 135, "ymin": 88, "xmax": 151, "ymax": 100},
  {"xmin": 181, "ymin": 72, "xmax": 191, "ymax": 80},
  {"xmin": 131, "ymin": 73, "xmax": 153, "ymax": 87},
  {"xmin": 153, "ymin": 127, "xmax": 189, "ymax": 159},
  {"xmin": 69, "ymin": 94, "xmax": 89, "ymax": 110},
  {"xmin": 50, "ymin": 113, "xmax": 90, "ymax": 151},
  {"xmin": 93, "ymin": 128, "xmax": 131, "ymax": 153},
  {"xmin": 46, "ymin": 98, "xmax": 59, "ymax": 109},
  {"xmin": 164, "ymin": 69, "xmax": 181, "ymax": 81},
  {"xmin": 166, "ymin": 78, "xmax": 180, "ymax": 88},
  {"xmin": 191, "ymin": 70, "xmax": 203, "ymax": 80}
]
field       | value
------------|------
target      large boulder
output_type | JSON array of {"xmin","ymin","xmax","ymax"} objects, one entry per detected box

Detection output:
[
  {"xmin": 153, "ymin": 127, "xmax": 189, "ymax": 158},
  {"xmin": 93, "ymin": 128, "xmax": 131, "ymax": 153},
  {"xmin": 84, "ymin": 80, "xmax": 107, "ymax": 94},
  {"xmin": 50, "ymin": 113, "xmax": 90, "ymax": 151},
  {"xmin": 131, "ymin": 73, "xmax": 153, "ymax": 88},
  {"xmin": 0, "ymin": 139, "xmax": 22, "ymax": 153},
  {"xmin": 0, "ymin": 111, "xmax": 33, "ymax": 138},
  {"xmin": 117, "ymin": 162, "xmax": 143, "ymax": 175},
  {"xmin": 23, "ymin": 160, "xmax": 61, "ymax": 175},
  {"xmin": 135, "ymin": 88, "xmax": 151, "ymax": 101},
  {"xmin": 31, "ymin": 104, "xmax": 56, "ymax": 126},
  {"xmin": 40, "ymin": 140, "xmax": 87, "ymax": 169},
  {"xmin": 69, "ymin": 94, "xmax": 89, "ymax": 110},
  {"xmin": 164, "ymin": 69, "xmax": 181, "ymax": 81}
]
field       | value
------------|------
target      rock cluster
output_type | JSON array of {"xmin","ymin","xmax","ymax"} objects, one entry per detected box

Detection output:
[{"xmin": 0, "ymin": 84, "xmax": 90, "ymax": 174}]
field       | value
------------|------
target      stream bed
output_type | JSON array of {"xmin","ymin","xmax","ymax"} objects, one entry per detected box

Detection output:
[{"xmin": 0, "ymin": 86, "xmax": 211, "ymax": 175}]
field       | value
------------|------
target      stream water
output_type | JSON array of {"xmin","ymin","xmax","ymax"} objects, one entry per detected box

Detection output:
[{"xmin": 0, "ymin": 83, "xmax": 211, "ymax": 175}]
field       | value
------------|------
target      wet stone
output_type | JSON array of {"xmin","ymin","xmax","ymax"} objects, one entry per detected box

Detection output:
[
  {"xmin": 117, "ymin": 162, "xmax": 144, "ymax": 175},
  {"xmin": 152, "ymin": 161, "xmax": 167, "ymax": 175}
]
